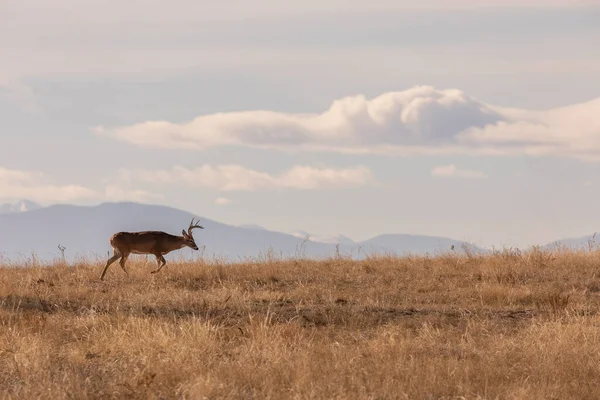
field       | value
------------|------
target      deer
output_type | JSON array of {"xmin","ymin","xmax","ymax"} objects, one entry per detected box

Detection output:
[{"xmin": 100, "ymin": 217, "xmax": 204, "ymax": 280}]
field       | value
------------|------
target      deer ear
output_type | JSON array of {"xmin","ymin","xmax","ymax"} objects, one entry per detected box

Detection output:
[{"xmin": 182, "ymin": 230, "xmax": 188, "ymax": 237}]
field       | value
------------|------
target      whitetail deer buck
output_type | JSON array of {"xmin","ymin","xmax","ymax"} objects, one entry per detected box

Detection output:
[{"xmin": 100, "ymin": 218, "xmax": 204, "ymax": 280}]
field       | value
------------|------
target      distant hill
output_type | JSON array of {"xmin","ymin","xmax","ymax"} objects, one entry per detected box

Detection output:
[
  {"xmin": 541, "ymin": 232, "xmax": 600, "ymax": 251},
  {"xmin": 237, "ymin": 224, "xmax": 268, "ymax": 231},
  {"xmin": 0, "ymin": 201, "xmax": 483, "ymax": 263},
  {"xmin": 0, "ymin": 199, "xmax": 42, "ymax": 214},
  {"xmin": 359, "ymin": 233, "xmax": 481, "ymax": 255},
  {"xmin": 289, "ymin": 230, "xmax": 356, "ymax": 246}
]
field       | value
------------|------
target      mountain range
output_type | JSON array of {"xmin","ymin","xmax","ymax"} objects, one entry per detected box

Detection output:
[
  {"xmin": 0, "ymin": 200, "xmax": 484, "ymax": 264},
  {"xmin": 2, "ymin": 199, "xmax": 597, "ymax": 264},
  {"xmin": 0, "ymin": 200, "xmax": 41, "ymax": 214}
]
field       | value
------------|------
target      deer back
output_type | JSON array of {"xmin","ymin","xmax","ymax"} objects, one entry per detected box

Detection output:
[{"xmin": 111, "ymin": 231, "xmax": 184, "ymax": 254}]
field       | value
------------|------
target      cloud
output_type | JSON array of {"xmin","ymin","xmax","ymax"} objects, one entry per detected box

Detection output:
[
  {"xmin": 101, "ymin": 86, "xmax": 503, "ymax": 151},
  {"xmin": 117, "ymin": 164, "xmax": 374, "ymax": 191},
  {"xmin": 0, "ymin": 167, "xmax": 97, "ymax": 203},
  {"xmin": 0, "ymin": 166, "xmax": 162, "ymax": 205},
  {"xmin": 214, "ymin": 197, "xmax": 232, "ymax": 206},
  {"xmin": 431, "ymin": 165, "xmax": 487, "ymax": 179},
  {"xmin": 100, "ymin": 86, "xmax": 600, "ymax": 162},
  {"xmin": 2, "ymin": 3, "xmax": 597, "ymax": 89},
  {"xmin": 457, "ymin": 99, "xmax": 600, "ymax": 161},
  {"xmin": 2, "ymin": 1, "xmax": 589, "ymax": 29},
  {"xmin": 103, "ymin": 185, "xmax": 163, "ymax": 203},
  {"xmin": 0, "ymin": 167, "xmax": 41, "ymax": 184},
  {"xmin": 0, "ymin": 79, "xmax": 40, "ymax": 113}
]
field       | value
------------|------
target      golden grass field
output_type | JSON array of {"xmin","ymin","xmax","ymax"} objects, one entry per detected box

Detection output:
[{"xmin": 2, "ymin": 247, "xmax": 600, "ymax": 399}]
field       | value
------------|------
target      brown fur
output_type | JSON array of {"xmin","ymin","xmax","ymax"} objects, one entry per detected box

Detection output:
[{"xmin": 100, "ymin": 219, "xmax": 203, "ymax": 280}]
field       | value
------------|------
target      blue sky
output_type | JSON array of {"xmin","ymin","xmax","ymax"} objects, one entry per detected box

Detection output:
[{"xmin": 1, "ymin": 0, "xmax": 599, "ymax": 248}]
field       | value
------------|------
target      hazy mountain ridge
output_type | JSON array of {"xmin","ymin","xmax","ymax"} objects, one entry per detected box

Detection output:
[
  {"xmin": 359, "ymin": 233, "xmax": 477, "ymax": 255},
  {"xmin": 541, "ymin": 232, "xmax": 600, "ymax": 251},
  {"xmin": 0, "ymin": 200, "xmax": 42, "ymax": 214},
  {"xmin": 289, "ymin": 230, "xmax": 356, "ymax": 246},
  {"xmin": 0, "ymin": 201, "xmax": 484, "ymax": 263}
]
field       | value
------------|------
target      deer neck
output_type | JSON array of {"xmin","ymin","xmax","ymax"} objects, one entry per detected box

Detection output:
[{"xmin": 176, "ymin": 236, "xmax": 189, "ymax": 249}]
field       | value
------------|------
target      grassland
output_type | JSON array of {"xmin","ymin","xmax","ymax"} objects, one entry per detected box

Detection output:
[{"xmin": 2, "ymin": 248, "xmax": 600, "ymax": 399}]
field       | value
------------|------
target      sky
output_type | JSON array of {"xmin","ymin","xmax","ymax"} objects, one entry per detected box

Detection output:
[{"xmin": 1, "ymin": 0, "xmax": 600, "ymax": 248}]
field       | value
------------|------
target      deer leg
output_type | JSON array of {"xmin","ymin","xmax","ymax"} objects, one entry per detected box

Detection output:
[
  {"xmin": 100, "ymin": 251, "xmax": 120, "ymax": 281},
  {"xmin": 150, "ymin": 254, "xmax": 167, "ymax": 274},
  {"xmin": 119, "ymin": 254, "xmax": 130, "ymax": 275}
]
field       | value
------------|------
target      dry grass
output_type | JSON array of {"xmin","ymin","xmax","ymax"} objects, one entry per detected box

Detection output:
[{"xmin": 2, "ymin": 248, "xmax": 600, "ymax": 399}]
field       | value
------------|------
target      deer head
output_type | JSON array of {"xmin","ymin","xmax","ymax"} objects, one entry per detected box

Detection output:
[{"xmin": 182, "ymin": 217, "xmax": 204, "ymax": 250}]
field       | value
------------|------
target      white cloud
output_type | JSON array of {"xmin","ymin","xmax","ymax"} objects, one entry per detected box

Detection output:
[
  {"xmin": 0, "ymin": 167, "xmax": 41, "ymax": 184},
  {"xmin": 457, "ymin": 98, "xmax": 600, "ymax": 161},
  {"xmin": 1, "ymin": 2, "xmax": 596, "ymax": 87},
  {"xmin": 0, "ymin": 167, "xmax": 97, "ymax": 203},
  {"xmin": 214, "ymin": 197, "xmax": 233, "ymax": 206},
  {"xmin": 100, "ymin": 86, "xmax": 600, "ymax": 162},
  {"xmin": 101, "ymin": 86, "xmax": 503, "ymax": 151},
  {"xmin": 0, "ymin": 79, "xmax": 39, "ymax": 113},
  {"xmin": 431, "ymin": 165, "xmax": 487, "ymax": 179},
  {"xmin": 103, "ymin": 185, "xmax": 163, "ymax": 203},
  {"xmin": 0, "ymin": 166, "xmax": 163, "ymax": 205},
  {"xmin": 117, "ymin": 164, "xmax": 374, "ymax": 191},
  {"xmin": 1, "ymin": 0, "xmax": 588, "ymax": 29}
]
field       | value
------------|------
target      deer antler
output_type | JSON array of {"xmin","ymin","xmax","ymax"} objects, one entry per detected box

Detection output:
[{"xmin": 187, "ymin": 217, "xmax": 204, "ymax": 236}]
